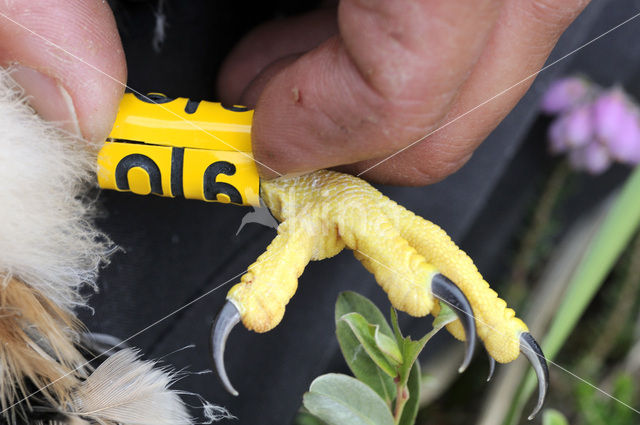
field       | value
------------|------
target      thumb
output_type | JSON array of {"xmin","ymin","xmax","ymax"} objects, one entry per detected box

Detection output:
[
  {"xmin": 0, "ymin": 1, "xmax": 126, "ymax": 144},
  {"xmin": 250, "ymin": 0, "xmax": 502, "ymax": 179}
]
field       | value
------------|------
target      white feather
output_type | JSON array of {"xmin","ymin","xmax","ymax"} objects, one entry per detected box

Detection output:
[
  {"xmin": 0, "ymin": 67, "xmax": 228, "ymax": 425},
  {"xmin": 71, "ymin": 349, "xmax": 195, "ymax": 425},
  {"xmin": 202, "ymin": 401, "xmax": 235, "ymax": 423},
  {"xmin": 152, "ymin": 0, "xmax": 168, "ymax": 52},
  {"xmin": 0, "ymin": 67, "xmax": 112, "ymax": 310}
]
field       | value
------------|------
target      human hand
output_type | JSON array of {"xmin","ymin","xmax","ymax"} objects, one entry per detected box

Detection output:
[
  {"xmin": 0, "ymin": 0, "xmax": 126, "ymax": 145},
  {"xmin": 218, "ymin": 0, "xmax": 590, "ymax": 185}
]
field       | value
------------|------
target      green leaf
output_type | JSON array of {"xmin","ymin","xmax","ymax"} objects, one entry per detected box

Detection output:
[
  {"xmin": 394, "ymin": 304, "xmax": 457, "ymax": 387},
  {"xmin": 508, "ymin": 165, "xmax": 640, "ymax": 424},
  {"xmin": 542, "ymin": 409, "xmax": 569, "ymax": 425},
  {"xmin": 303, "ymin": 374, "xmax": 395, "ymax": 425},
  {"xmin": 397, "ymin": 361, "xmax": 421, "ymax": 425},
  {"xmin": 432, "ymin": 303, "xmax": 458, "ymax": 329},
  {"xmin": 295, "ymin": 411, "xmax": 330, "ymax": 425},
  {"xmin": 574, "ymin": 373, "xmax": 636, "ymax": 425},
  {"xmin": 397, "ymin": 338, "xmax": 424, "ymax": 388},
  {"xmin": 340, "ymin": 313, "xmax": 401, "ymax": 376},
  {"xmin": 390, "ymin": 308, "xmax": 403, "ymax": 346},
  {"xmin": 336, "ymin": 292, "xmax": 394, "ymax": 337},
  {"xmin": 335, "ymin": 292, "xmax": 397, "ymax": 404},
  {"xmin": 375, "ymin": 329, "xmax": 403, "ymax": 365},
  {"xmin": 611, "ymin": 374, "xmax": 635, "ymax": 424},
  {"xmin": 576, "ymin": 382, "xmax": 607, "ymax": 425}
]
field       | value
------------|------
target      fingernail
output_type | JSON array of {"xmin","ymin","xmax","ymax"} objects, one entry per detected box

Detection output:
[{"xmin": 10, "ymin": 65, "xmax": 81, "ymax": 136}]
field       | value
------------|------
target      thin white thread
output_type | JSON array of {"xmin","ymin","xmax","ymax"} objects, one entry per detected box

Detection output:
[
  {"xmin": 0, "ymin": 11, "xmax": 283, "ymax": 178},
  {"xmin": 357, "ymin": 11, "xmax": 640, "ymax": 177},
  {"xmin": 0, "ymin": 2, "xmax": 638, "ymax": 418},
  {"xmin": 0, "ymin": 189, "xmax": 296, "ymax": 414},
  {"xmin": 353, "ymin": 248, "xmax": 640, "ymax": 415},
  {"xmin": 0, "ymin": 266, "xmax": 247, "ymax": 414}
]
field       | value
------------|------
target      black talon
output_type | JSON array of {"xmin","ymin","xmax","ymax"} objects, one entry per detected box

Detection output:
[
  {"xmin": 210, "ymin": 301, "xmax": 241, "ymax": 396},
  {"xmin": 519, "ymin": 332, "xmax": 549, "ymax": 420},
  {"xmin": 431, "ymin": 273, "xmax": 477, "ymax": 373},
  {"xmin": 485, "ymin": 349, "xmax": 496, "ymax": 382}
]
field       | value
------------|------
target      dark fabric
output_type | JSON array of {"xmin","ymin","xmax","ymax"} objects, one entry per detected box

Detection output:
[{"xmin": 82, "ymin": 1, "xmax": 637, "ymax": 423}]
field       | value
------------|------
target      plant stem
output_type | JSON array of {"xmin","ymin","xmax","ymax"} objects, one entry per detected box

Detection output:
[
  {"xmin": 393, "ymin": 381, "xmax": 408, "ymax": 424},
  {"xmin": 505, "ymin": 164, "xmax": 640, "ymax": 425},
  {"xmin": 506, "ymin": 160, "xmax": 570, "ymax": 305},
  {"xmin": 578, "ymin": 229, "xmax": 640, "ymax": 377}
]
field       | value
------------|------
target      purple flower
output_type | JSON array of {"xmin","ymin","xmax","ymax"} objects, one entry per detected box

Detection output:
[
  {"xmin": 568, "ymin": 141, "xmax": 612, "ymax": 175},
  {"xmin": 548, "ymin": 105, "xmax": 594, "ymax": 153},
  {"xmin": 592, "ymin": 89, "xmax": 629, "ymax": 143},
  {"xmin": 564, "ymin": 105, "xmax": 594, "ymax": 148},
  {"xmin": 548, "ymin": 116, "xmax": 569, "ymax": 153},
  {"xmin": 544, "ymin": 77, "xmax": 640, "ymax": 173},
  {"xmin": 592, "ymin": 94, "xmax": 640, "ymax": 164},
  {"xmin": 541, "ymin": 77, "xmax": 592, "ymax": 114}
]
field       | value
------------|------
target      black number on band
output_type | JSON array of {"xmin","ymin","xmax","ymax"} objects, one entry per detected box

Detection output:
[
  {"xmin": 203, "ymin": 162, "xmax": 242, "ymax": 204},
  {"xmin": 115, "ymin": 154, "xmax": 163, "ymax": 195},
  {"xmin": 170, "ymin": 147, "xmax": 184, "ymax": 198},
  {"xmin": 221, "ymin": 104, "xmax": 250, "ymax": 112},
  {"xmin": 133, "ymin": 92, "xmax": 174, "ymax": 104},
  {"xmin": 184, "ymin": 99, "xmax": 201, "ymax": 114}
]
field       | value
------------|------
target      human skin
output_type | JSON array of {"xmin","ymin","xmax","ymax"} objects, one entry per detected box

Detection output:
[
  {"xmin": 218, "ymin": 0, "xmax": 591, "ymax": 184},
  {"xmin": 0, "ymin": 0, "xmax": 590, "ymax": 183},
  {"xmin": 0, "ymin": 1, "xmax": 126, "ymax": 146}
]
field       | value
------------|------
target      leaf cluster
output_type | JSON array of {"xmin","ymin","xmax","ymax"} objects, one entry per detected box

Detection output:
[{"xmin": 298, "ymin": 291, "xmax": 457, "ymax": 425}]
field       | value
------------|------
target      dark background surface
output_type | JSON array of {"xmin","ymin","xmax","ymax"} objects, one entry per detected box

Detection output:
[{"xmin": 83, "ymin": 1, "xmax": 640, "ymax": 423}]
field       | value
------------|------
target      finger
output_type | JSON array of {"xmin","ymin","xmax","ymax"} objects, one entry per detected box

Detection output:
[
  {"xmin": 217, "ymin": 8, "xmax": 338, "ymax": 105},
  {"xmin": 252, "ymin": 0, "xmax": 504, "ymax": 178},
  {"xmin": 239, "ymin": 55, "xmax": 301, "ymax": 107},
  {"xmin": 0, "ymin": 0, "xmax": 126, "ymax": 144},
  {"xmin": 345, "ymin": 0, "xmax": 590, "ymax": 184}
]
